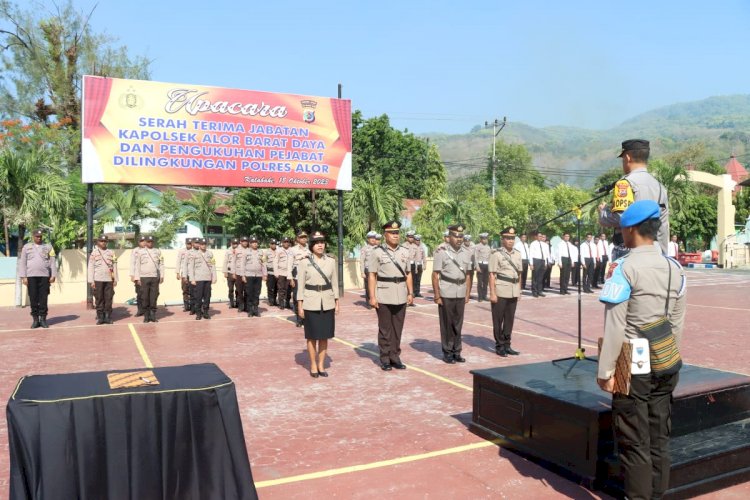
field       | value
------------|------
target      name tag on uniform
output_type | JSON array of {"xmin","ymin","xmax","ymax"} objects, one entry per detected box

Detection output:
[{"xmin": 629, "ymin": 338, "xmax": 651, "ymax": 375}]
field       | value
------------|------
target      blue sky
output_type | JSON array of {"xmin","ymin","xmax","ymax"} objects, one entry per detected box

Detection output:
[{"xmin": 60, "ymin": 0, "xmax": 750, "ymax": 133}]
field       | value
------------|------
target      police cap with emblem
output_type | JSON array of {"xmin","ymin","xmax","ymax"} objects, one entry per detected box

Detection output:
[
  {"xmin": 382, "ymin": 220, "xmax": 401, "ymax": 233},
  {"xmin": 374, "ymin": 233, "xmax": 382, "ymax": 240},
  {"xmin": 463, "ymin": 234, "xmax": 472, "ymax": 241},
  {"xmin": 620, "ymin": 200, "xmax": 660, "ymax": 228},
  {"xmin": 501, "ymin": 226, "xmax": 517, "ymax": 237},
  {"xmin": 145, "ymin": 235, "xmax": 155, "ymax": 242},
  {"xmin": 414, "ymin": 234, "xmax": 421, "ymax": 241},
  {"xmin": 240, "ymin": 236, "xmax": 249, "ymax": 242},
  {"xmin": 406, "ymin": 230, "xmax": 415, "ymax": 237},
  {"xmin": 269, "ymin": 238, "xmax": 277, "ymax": 245},
  {"xmin": 32, "ymin": 228, "xmax": 44, "ymax": 237},
  {"xmin": 479, "ymin": 232, "xmax": 489, "ymax": 239},
  {"xmin": 618, "ymin": 139, "xmax": 650, "ymax": 158},
  {"xmin": 249, "ymin": 235, "xmax": 259, "ymax": 243},
  {"xmin": 97, "ymin": 234, "xmax": 108, "ymax": 242},
  {"xmin": 139, "ymin": 235, "xmax": 147, "ymax": 242},
  {"xmin": 297, "ymin": 231, "xmax": 308, "ymax": 239},
  {"xmin": 447, "ymin": 224, "xmax": 464, "ymax": 237},
  {"xmin": 366, "ymin": 231, "xmax": 377, "ymax": 239},
  {"xmin": 281, "ymin": 236, "xmax": 291, "ymax": 243},
  {"xmin": 309, "ymin": 231, "xmax": 326, "ymax": 242},
  {"xmin": 231, "ymin": 237, "xmax": 239, "ymax": 244},
  {"xmin": 185, "ymin": 237, "xmax": 193, "ymax": 244}
]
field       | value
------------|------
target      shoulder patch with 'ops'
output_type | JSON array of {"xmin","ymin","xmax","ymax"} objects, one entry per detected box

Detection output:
[
  {"xmin": 599, "ymin": 257, "xmax": 631, "ymax": 304},
  {"xmin": 612, "ymin": 179, "xmax": 635, "ymax": 213}
]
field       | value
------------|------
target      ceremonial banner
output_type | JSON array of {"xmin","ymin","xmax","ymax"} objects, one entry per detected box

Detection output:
[{"xmin": 81, "ymin": 76, "xmax": 352, "ymax": 190}]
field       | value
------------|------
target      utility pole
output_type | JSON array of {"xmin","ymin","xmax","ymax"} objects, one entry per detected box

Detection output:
[{"xmin": 485, "ymin": 117, "xmax": 507, "ymax": 198}]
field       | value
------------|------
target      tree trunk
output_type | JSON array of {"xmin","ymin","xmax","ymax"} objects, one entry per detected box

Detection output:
[
  {"xmin": 3, "ymin": 215, "xmax": 9, "ymax": 257},
  {"xmin": 16, "ymin": 224, "xmax": 26, "ymax": 256},
  {"xmin": 15, "ymin": 224, "xmax": 26, "ymax": 307}
]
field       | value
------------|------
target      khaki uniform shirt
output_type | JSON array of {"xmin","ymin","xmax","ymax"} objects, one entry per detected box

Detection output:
[
  {"xmin": 368, "ymin": 244, "xmax": 410, "ymax": 305},
  {"xmin": 190, "ymin": 250, "xmax": 217, "ymax": 282},
  {"xmin": 598, "ymin": 245, "xmax": 686, "ymax": 379},
  {"xmin": 433, "ymin": 245, "xmax": 472, "ymax": 299},
  {"xmin": 474, "ymin": 243, "xmax": 492, "ymax": 266},
  {"xmin": 182, "ymin": 249, "xmax": 197, "ymax": 279},
  {"xmin": 463, "ymin": 242, "xmax": 476, "ymax": 271},
  {"xmin": 289, "ymin": 244, "xmax": 311, "ymax": 277},
  {"xmin": 232, "ymin": 247, "xmax": 248, "ymax": 276},
  {"xmin": 359, "ymin": 243, "xmax": 375, "ymax": 275},
  {"xmin": 297, "ymin": 254, "xmax": 340, "ymax": 311},
  {"xmin": 263, "ymin": 248, "xmax": 276, "ymax": 275},
  {"xmin": 274, "ymin": 247, "xmax": 292, "ymax": 278},
  {"xmin": 18, "ymin": 243, "xmax": 58, "ymax": 278},
  {"xmin": 238, "ymin": 248, "xmax": 267, "ymax": 277},
  {"xmin": 599, "ymin": 168, "xmax": 670, "ymax": 254},
  {"xmin": 435, "ymin": 241, "xmax": 450, "ymax": 254},
  {"xmin": 223, "ymin": 248, "xmax": 237, "ymax": 274},
  {"xmin": 88, "ymin": 248, "xmax": 118, "ymax": 283},
  {"xmin": 489, "ymin": 248, "xmax": 522, "ymax": 299},
  {"xmin": 176, "ymin": 248, "xmax": 188, "ymax": 278},
  {"xmin": 407, "ymin": 241, "xmax": 420, "ymax": 266},
  {"xmin": 130, "ymin": 247, "xmax": 142, "ymax": 277},
  {"xmin": 134, "ymin": 248, "xmax": 165, "ymax": 280},
  {"xmin": 416, "ymin": 244, "xmax": 426, "ymax": 266}
]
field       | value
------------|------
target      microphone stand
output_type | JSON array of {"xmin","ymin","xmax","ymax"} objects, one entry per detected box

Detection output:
[{"xmin": 535, "ymin": 185, "xmax": 613, "ymax": 377}]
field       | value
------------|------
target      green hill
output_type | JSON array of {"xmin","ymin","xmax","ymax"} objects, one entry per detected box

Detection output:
[{"xmin": 428, "ymin": 95, "xmax": 750, "ymax": 187}]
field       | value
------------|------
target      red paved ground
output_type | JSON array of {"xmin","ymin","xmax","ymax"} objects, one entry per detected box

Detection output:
[{"xmin": 1, "ymin": 269, "xmax": 749, "ymax": 498}]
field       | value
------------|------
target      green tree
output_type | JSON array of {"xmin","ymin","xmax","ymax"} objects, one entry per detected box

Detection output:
[
  {"xmin": 185, "ymin": 190, "xmax": 222, "ymax": 235},
  {"xmin": 152, "ymin": 190, "xmax": 189, "ymax": 248},
  {"xmin": 735, "ymin": 187, "xmax": 750, "ymax": 226},
  {"xmin": 344, "ymin": 176, "xmax": 403, "ymax": 248},
  {"xmin": 0, "ymin": 148, "xmax": 71, "ymax": 254},
  {"xmin": 490, "ymin": 140, "xmax": 546, "ymax": 191},
  {"xmin": 106, "ymin": 187, "xmax": 152, "ymax": 248}
]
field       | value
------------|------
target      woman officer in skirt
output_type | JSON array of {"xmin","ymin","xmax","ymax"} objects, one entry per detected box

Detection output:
[{"xmin": 297, "ymin": 231, "xmax": 340, "ymax": 378}]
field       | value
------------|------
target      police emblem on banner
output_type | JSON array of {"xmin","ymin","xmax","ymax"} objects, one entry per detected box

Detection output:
[
  {"xmin": 301, "ymin": 99, "xmax": 317, "ymax": 123},
  {"xmin": 118, "ymin": 87, "xmax": 144, "ymax": 110}
]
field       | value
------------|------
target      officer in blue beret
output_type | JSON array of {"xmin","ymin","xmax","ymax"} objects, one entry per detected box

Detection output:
[{"xmin": 597, "ymin": 200, "xmax": 687, "ymax": 499}]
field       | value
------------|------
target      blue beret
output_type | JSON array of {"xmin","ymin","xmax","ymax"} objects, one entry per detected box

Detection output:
[{"xmin": 620, "ymin": 200, "xmax": 660, "ymax": 228}]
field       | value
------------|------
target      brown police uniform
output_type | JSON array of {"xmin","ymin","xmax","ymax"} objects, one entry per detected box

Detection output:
[
  {"xmin": 367, "ymin": 221, "xmax": 412, "ymax": 369},
  {"xmin": 297, "ymin": 253, "xmax": 339, "ymax": 340},
  {"xmin": 18, "ymin": 230, "xmax": 58, "ymax": 327},
  {"xmin": 489, "ymin": 227, "xmax": 523, "ymax": 356},
  {"xmin": 190, "ymin": 246, "xmax": 217, "ymax": 319},
  {"xmin": 134, "ymin": 241, "xmax": 165, "ymax": 323},
  {"xmin": 88, "ymin": 238, "xmax": 118, "ymax": 324},
  {"xmin": 432, "ymin": 226, "xmax": 473, "ymax": 363},
  {"xmin": 223, "ymin": 240, "xmax": 239, "ymax": 307},
  {"xmin": 274, "ymin": 240, "xmax": 293, "ymax": 309}
]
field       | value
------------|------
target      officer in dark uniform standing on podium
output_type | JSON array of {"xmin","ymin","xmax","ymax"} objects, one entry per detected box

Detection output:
[{"xmin": 368, "ymin": 220, "xmax": 413, "ymax": 371}]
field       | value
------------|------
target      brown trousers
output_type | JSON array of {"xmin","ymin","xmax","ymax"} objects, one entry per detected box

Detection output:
[
  {"xmin": 491, "ymin": 297, "xmax": 518, "ymax": 350},
  {"xmin": 376, "ymin": 303, "xmax": 406, "ymax": 364},
  {"xmin": 438, "ymin": 297, "xmax": 465, "ymax": 357}
]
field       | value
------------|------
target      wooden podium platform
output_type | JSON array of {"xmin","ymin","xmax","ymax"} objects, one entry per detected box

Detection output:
[{"xmin": 470, "ymin": 360, "xmax": 750, "ymax": 498}]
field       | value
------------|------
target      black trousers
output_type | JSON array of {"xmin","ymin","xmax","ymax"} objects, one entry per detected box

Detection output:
[
  {"xmin": 193, "ymin": 281, "xmax": 212, "ymax": 312},
  {"xmin": 276, "ymin": 276, "xmax": 288, "ymax": 306},
  {"xmin": 244, "ymin": 276, "xmax": 262, "ymax": 310},
  {"xmin": 521, "ymin": 260, "xmax": 529, "ymax": 289},
  {"xmin": 226, "ymin": 276, "xmax": 236, "ymax": 304},
  {"xmin": 181, "ymin": 279, "xmax": 191, "ymax": 306},
  {"xmin": 266, "ymin": 274, "xmax": 277, "ymax": 303},
  {"xmin": 612, "ymin": 372, "xmax": 679, "ymax": 500},
  {"xmin": 476, "ymin": 263, "xmax": 489, "ymax": 300},
  {"xmin": 598, "ymin": 256, "xmax": 609, "ymax": 284},
  {"xmin": 531, "ymin": 259, "xmax": 546, "ymax": 295},
  {"xmin": 134, "ymin": 283, "xmax": 143, "ymax": 312},
  {"xmin": 94, "ymin": 281, "xmax": 114, "ymax": 314},
  {"xmin": 572, "ymin": 262, "xmax": 580, "ymax": 285},
  {"xmin": 544, "ymin": 264, "xmax": 552, "ymax": 289},
  {"xmin": 138, "ymin": 277, "xmax": 160, "ymax": 313},
  {"xmin": 414, "ymin": 265, "xmax": 423, "ymax": 296},
  {"xmin": 583, "ymin": 258, "xmax": 596, "ymax": 292},
  {"xmin": 376, "ymin": 303, "xmax": 406, "ymax": 365},
  {"xmin": 491, "ymin": 297, "xmax": 518, "ymax": 349},
  {"xmin": 235, "ymin": 278, "xmax": 246, "ymax": 310},
  {"xmin": 593, "ymin": 259, "xmax": 603, "ymax": 287},
  {"xmin": 27, "ymin": 276, "xmax": 50, "ymax": 317},
  {"xmin": 438, "ymin": 297, "xmax": 465, "ymax": 357},
  {"xmin": 363, "ymin": 270, "xmax": 370, "ymax": 304},
  {"xmin": 559, "ymin": 257, "xmax": 571, "ymax": 294}
]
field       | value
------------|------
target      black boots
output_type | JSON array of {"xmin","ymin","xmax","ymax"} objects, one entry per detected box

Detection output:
[
  {"xmin": 96, "ymin": 312, "xmax": 104, "ymax": 325},
  {"xmin": 183, "ymin": 301, "xmax": 190, "ymax": 312},
  {"xmin": 104, "ymin": 313, "xmax": 112, "ymax": 325},
  {"xmin": 135, "ymin": 308, "xmax": 144, "ymax": 317},
  {"xmin": 229, "ymin": 298, "xmax": 236, "ymax": 309},
  {"xmin": 203, "ymin": 308, "xmax": 211, "ymax": 320},
  {"xmin": 246, "ymin": 305, "xmax": 260, "ymax": 317},
  {"xmin": 39, "ymin": 315, "xmax": 49, "ymax": 329},
  {"xmin": 31, "ymin": 316, "xmax": 40, "ymax": 329}
]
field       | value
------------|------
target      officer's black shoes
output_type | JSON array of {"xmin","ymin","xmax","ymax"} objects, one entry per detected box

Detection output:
[
  {"xmin": 151, "ymin": 311, "xmax": 159, "ymax": 323},
  {"xmin": 247, "ymin": 311, "xmax": 253, "ymax": 318},
  {"xmin": 531, "ymin": 293, "xmax": 538, "ymax": 298},
  {"xmin": 454, "ymin": 355, "xmax": 466, "ymax": 363},
  {"xmin": 39, "ymin": 316, "xmax": 49, "ymax": 328},
  {"xmin": 496, "ymin": 347, "xmax": 508, "ymax": 357},
  {"xmin": 203, "ymin": 310, "xmax": 211, "ymax": 320},
  {"xmin": 380, "ymin": 363, "xmax": 392, "ymax": 371},
  {"xmin": 104, "ymin": 313, "xmax": 113, "ymax": 325},
  {"xmin": 196, "ymin": 312, "xmax": 202, "ymax": 320},
  {"xmin": 506, "ymin": 347, "xmax": 520, "ymax": 355},
  {"xmin": 189, "ymin": 308, "xmax": 195, "ymax": 315},
  {"xmin": 318, "ymin": 371, "xmax": 329, "ymax": 377},
  {"xmin": 296, "ymin": 320, "xmax": 303, "ymax": 328},
  {"xmin": 95, "ymin": 313, "xmax": 104, "ymax": 326},
  {"xmin": 143, "ymin": 314, "xmax": 150, "ymax": 323},
  {"xmin": 392, "ymin": 362, "xmax": 407, "ymax": 370},
  {"xmin": 31, "ymin": 316, "xmax": 40, "ymax": 329},
  {"xmin": 135, "ymin": 309, "xmax": 144, "ymax": 317},
  {"xmin": 538, "ymin": 293, "xmax": 546, "ymax": 297},
  {"xmin": 443, "ymin": 356, "xmax": 456, "ymax": 364},
  {"xmin": 310, "ymin": 371, "xmax": 319, "ymax": 378}
]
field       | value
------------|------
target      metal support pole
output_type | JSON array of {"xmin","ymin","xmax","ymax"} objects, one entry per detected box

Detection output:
[
  {"xmin": 485, "ymin": 117, "xmax": 506, "ymax": 199},
  {"xmin": 337, "ymin": 83, "xmax": 345, "ymax": 296},
  {"xmin": 86, "ymin": 183, "xmax": 94, "ymax": 309}
]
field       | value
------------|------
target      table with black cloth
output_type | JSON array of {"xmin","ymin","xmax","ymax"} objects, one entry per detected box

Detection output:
[{"xmin": 7, "ymin": 363, "xmax": 258, "ymax": 500}]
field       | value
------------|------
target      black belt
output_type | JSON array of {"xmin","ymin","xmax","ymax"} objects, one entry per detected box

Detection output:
[
  {"xmin": 495, "ymin": 274, "xmax": 519, "ymax": 284},
  {"xmin": 440, "ymin": 276, "xmax": 466, "ymax": 285},
  {"xmin": 305, "ymin": 284, "xmax": 332, "ymax": 291},
  {"xmin": 377, "ymin": 276, "xmax": 406, "ymax": 283}
]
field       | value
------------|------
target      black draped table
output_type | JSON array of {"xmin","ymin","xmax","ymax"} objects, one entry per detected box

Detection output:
[{"xmin": 7, "ymin": 363, "xmax": 257, "ymax": 500}]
